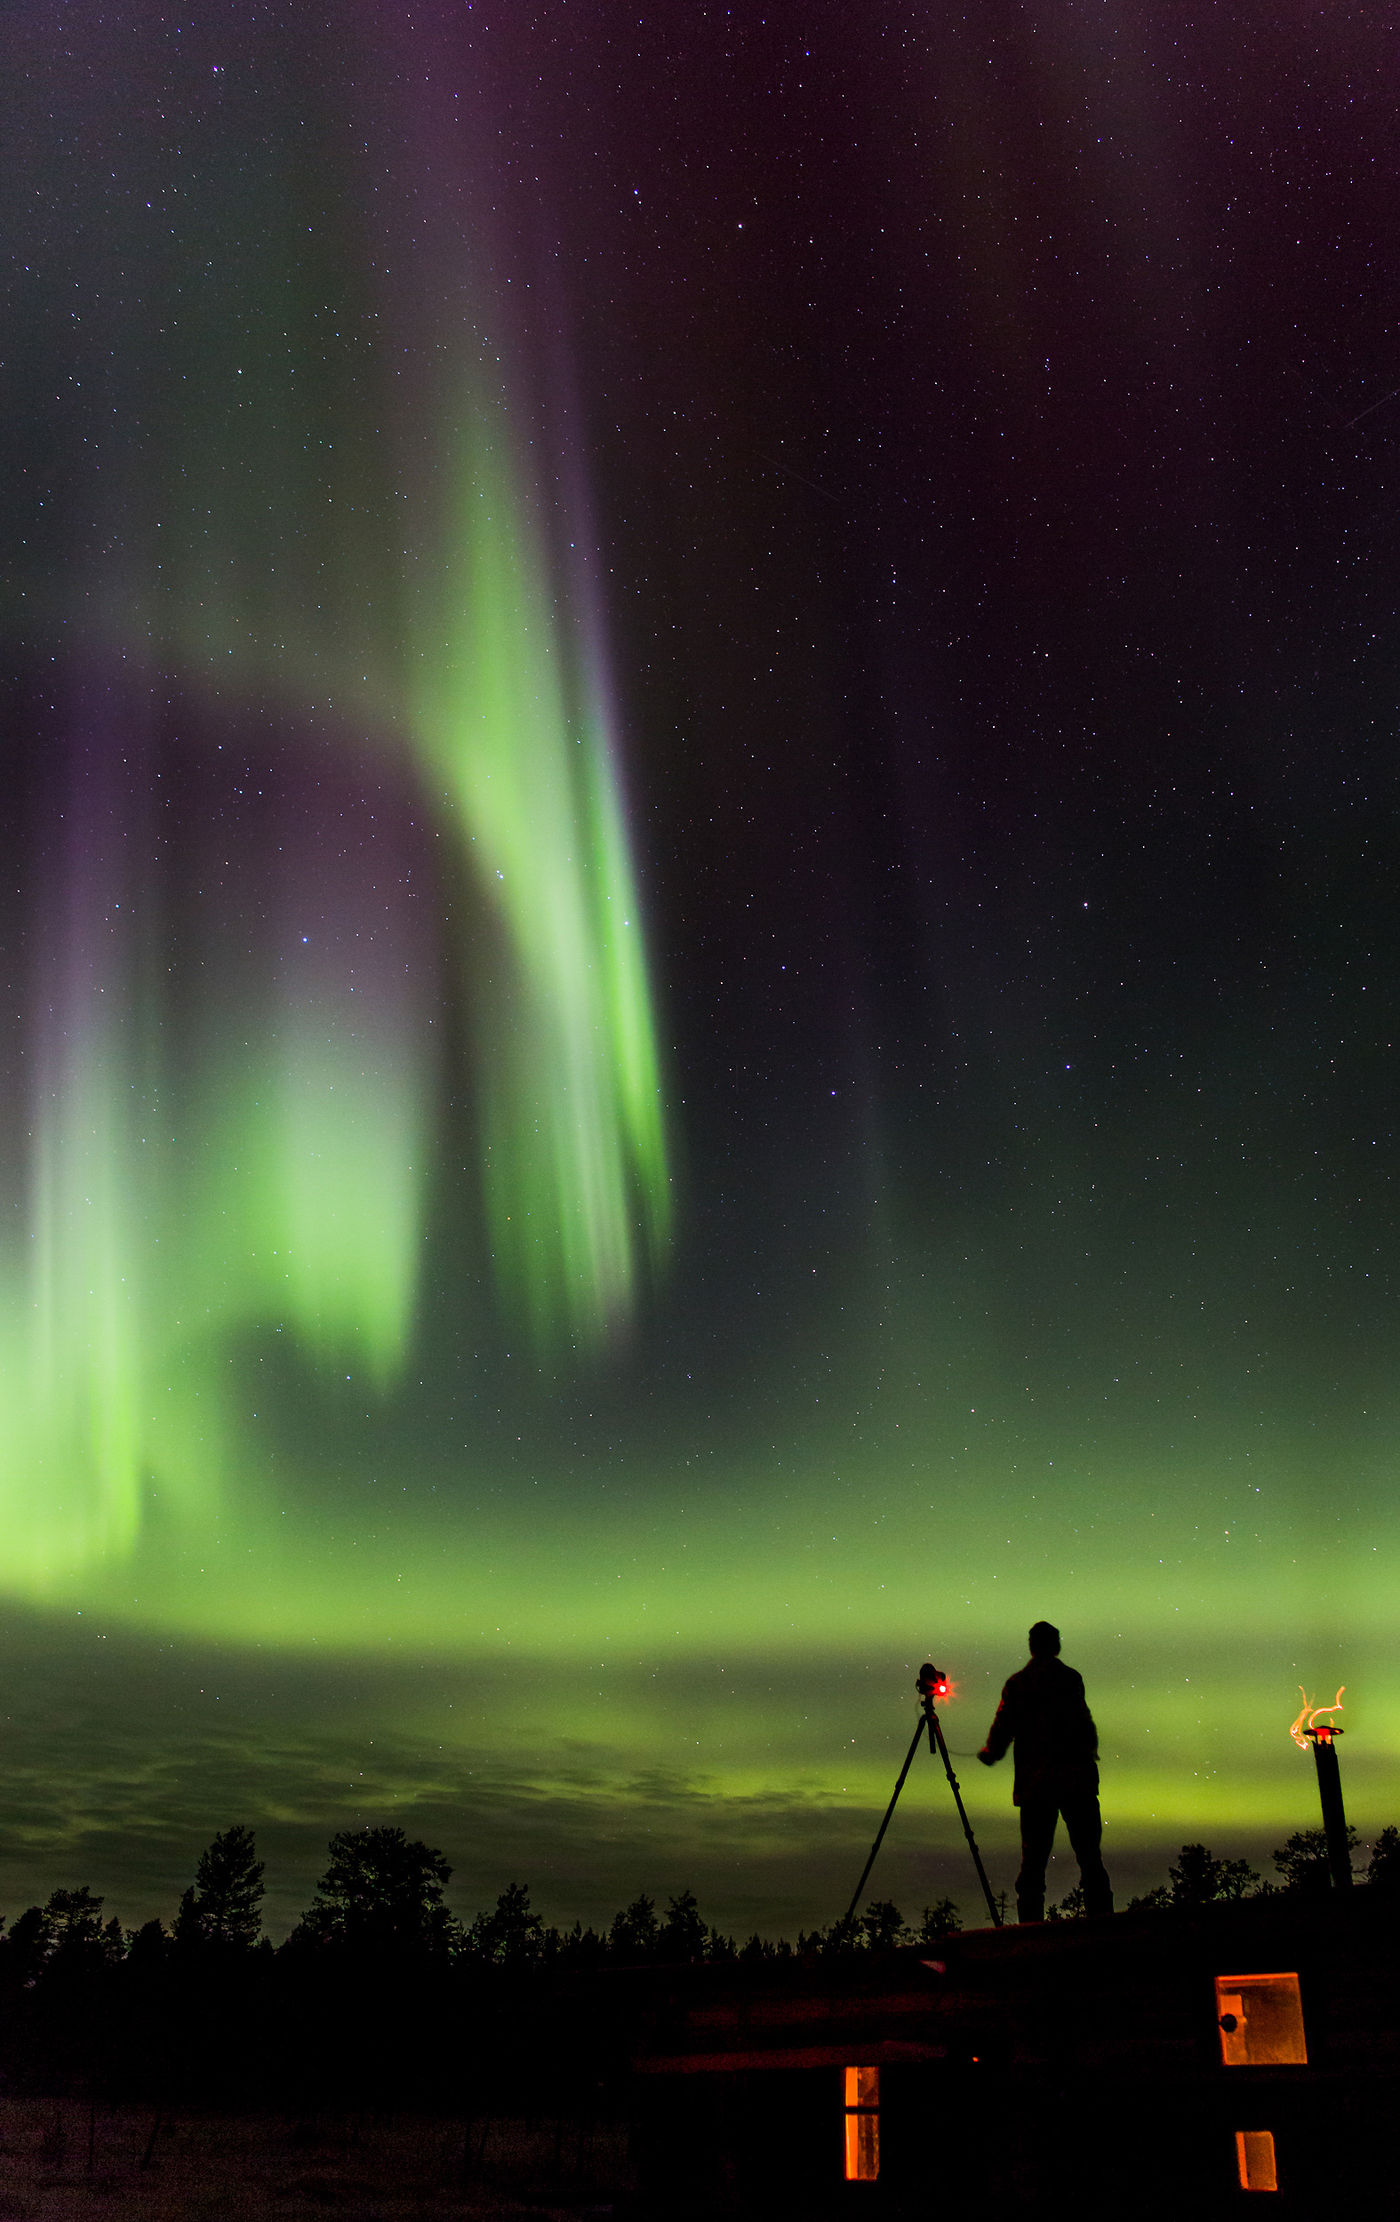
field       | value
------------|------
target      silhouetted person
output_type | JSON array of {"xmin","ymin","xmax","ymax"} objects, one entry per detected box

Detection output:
[{"xmin": 978, "ymin": 1621, "xmax": 1112, "ymax": 1923}]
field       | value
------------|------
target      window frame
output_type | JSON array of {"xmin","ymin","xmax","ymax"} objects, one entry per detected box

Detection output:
[
  {"xmin": 1213, "ymin": 1971, "xmax": 1308, "ymax": 2069},
  {"xmin": 1234, "ymin": 2128, "xmax": 1279, "ymax": 2193},
  {"xmin": 842, "ymin": 2063, "xmax": 879, "ymax": 2182}
]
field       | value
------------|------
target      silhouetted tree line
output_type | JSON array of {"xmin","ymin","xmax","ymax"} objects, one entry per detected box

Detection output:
[
  {"xmin": 0, "ymin": 1826, "xmax": 962, "ymax": 2111},
  {"xmin": 0, "ymin": 1821, "xmax": 1394, "ymax": 2107},
  {"xmin": 1046, "ymin": 1826, "xmax": 1400, "ymax": 1919}
]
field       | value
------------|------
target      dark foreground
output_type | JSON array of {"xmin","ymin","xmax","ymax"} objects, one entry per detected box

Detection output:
[
  {"xmin": 3, "ymin": 1891, "xmax": 1396, "ymax": 2219},
  {"xmin": 0, "ymin": 2099, "xmax": 630, "ymax": 2220}
]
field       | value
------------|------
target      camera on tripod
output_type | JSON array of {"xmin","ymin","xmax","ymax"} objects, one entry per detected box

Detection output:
[{"xmin": 839, "ymin": 1656, "xmax": 1003, "ymax": 1932}]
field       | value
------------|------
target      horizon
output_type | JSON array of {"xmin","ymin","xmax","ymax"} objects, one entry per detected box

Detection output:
[{"xmin": 0, "ymin": 1607, "xmax": 1378, "ymax": 1941}]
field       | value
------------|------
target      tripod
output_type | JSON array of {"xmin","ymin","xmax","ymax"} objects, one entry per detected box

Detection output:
[{"xmin": 840, "ymin": 1665, "xmax": 1003, "ymax": 1933}]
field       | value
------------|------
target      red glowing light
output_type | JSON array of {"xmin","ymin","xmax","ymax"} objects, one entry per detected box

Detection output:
[{"xmin": 1289, "ymin": 1685, "xmax": 1345, "ymax": 1750}]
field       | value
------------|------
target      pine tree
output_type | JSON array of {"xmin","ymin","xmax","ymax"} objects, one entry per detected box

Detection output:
[
  {"xmin": 1168, "ymin": 1843, "xmax": 1260, "ymax": 1908},
  {"xmin": 916, "ymin": 1899, "xmax": 962, "ymax": 1943},
  {"xmin": 660, "ymin": 1888, "xmax": 708, "ymax": 1962},
  {"xmin": 1366, "ymin": 1826, "xmax": 1400, "ymax": 1890},
  {"xmin": 468, "ymin": 1881, "xmax": 543, "ymax": 1964},
  {"xmin": 45, "ymin": 1886, "xmax": 107, "ymax": 1956},
  {"xmin": 191, "ymin": 1825, "xmax": 265, "ymax": 1948},
  {"xmin": 608, "ymin": 1892, "xmax": 661, "ymax": 1960},
  {"xmin": 857, "ymin": 1899, "xmax": 910, "ymax": 1951},
  {"xmin": 1273, "ymin": 1826, "xmax": 1357, "ymax": 1893},
  {"xmin": 297, "ymin": 1826, "xmax": 460, "ymax": 1956}
]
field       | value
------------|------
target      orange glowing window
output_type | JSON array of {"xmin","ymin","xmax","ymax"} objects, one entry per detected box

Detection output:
[
  {"xmin": 1235, "ymin": 2130, "xmax": 1279, "ymax": 2192},
  {"xmin": 1214, "ymin": 1974, "xmax": 1307, "ymax": 2067},
  {"xmin": 842, "ymin": 2064, "xmax": 879, "ymax": 2181}
]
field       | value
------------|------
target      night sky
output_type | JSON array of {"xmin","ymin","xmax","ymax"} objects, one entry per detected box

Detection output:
[{"xmin": 2, "ymin": 0, "xmax": 1397, "ymax": 1939}]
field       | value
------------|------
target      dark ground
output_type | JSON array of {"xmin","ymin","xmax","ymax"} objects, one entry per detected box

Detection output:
[{"xmin": 0, "ymin": 2099, "xmax": 631, "ymax": 2222}]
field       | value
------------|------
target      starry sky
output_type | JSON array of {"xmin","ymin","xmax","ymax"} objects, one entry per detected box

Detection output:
[{"xmin": 1, "ymin": 0, "xmax": 1397, "ymax": 1938}]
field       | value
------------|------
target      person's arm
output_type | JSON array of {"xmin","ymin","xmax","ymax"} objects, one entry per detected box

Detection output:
[
  {"xmin": 979, "ymin": 1683, "xmax": 1016, "ymax": 1766},
  {"xmin": 1068, "ymin": 1667, "xmax": 1100, "ymax": 1759}
]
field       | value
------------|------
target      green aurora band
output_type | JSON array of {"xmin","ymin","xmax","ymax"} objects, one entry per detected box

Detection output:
[
  {"xmin": 1, "ymin": 392, "xmax": 668, "ymax": 1590},
  {"xmin": 414, "ymin": 419, "xmax": 670, "ymax": 1345}
]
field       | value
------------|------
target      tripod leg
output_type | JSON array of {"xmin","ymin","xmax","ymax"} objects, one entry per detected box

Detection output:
[
  {"xmin": 929, "ymin": 1712, "xmax": 1003, "ymax": 1928},
  {"xmin": 839, "ymin": 1716, "xmax": 926, "ymax": 1937}
]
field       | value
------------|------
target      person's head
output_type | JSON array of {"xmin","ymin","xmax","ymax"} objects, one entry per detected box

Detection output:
[{"xmin": 1028, "ymin": 1620, "xmax": 1061, "ymax": 1658}]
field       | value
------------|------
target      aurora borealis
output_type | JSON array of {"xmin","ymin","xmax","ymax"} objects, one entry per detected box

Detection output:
[{"xmin": 2, "ymin": 0, "xmax": 1398, "ymax": 1936}]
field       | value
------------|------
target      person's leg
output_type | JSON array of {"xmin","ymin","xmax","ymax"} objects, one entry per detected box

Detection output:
[
  {"xmin": 1016, "ymin": 1800, "xmax": 1058, "ymax": 1922},
  {"xmin": 1063, "ymin": 1795, "xmax": 1113, "ymax": 1916}
]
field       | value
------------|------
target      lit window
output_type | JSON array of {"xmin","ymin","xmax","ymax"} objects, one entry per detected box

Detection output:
[
  {"xmin": 1214, "ymin": 1973, "xmax": 1307, "ymax": 2066},
  {"xmin": 843, "ymin": 2064, "xmax": 879, "ymax": 2181},
  {"xmin": 1235, "ymin": 2130, "xmax": 1279, "ymax": 2192}
]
